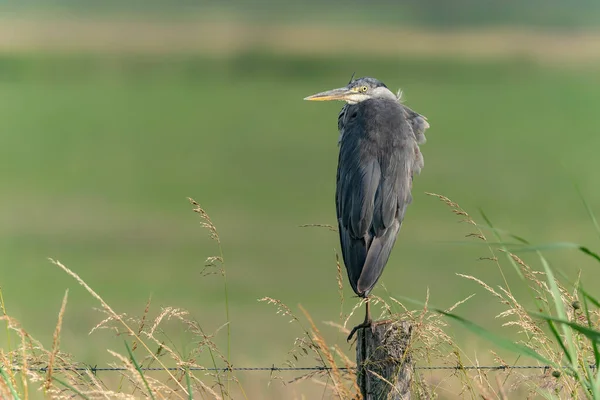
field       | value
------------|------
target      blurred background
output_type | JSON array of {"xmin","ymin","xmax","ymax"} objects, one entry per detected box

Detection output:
[{"xmin": 1, "ymin": 0, "xmax": 600, "ymax": 397}]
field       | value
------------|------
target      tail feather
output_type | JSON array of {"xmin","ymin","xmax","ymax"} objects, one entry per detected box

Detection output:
[
  {"xmin": 356, "ymin": 220, "xmax": 401, "ymax": 295},
  {"xmin": 339, "ymin": 222, "xmax": 366, "ymax": 295}
]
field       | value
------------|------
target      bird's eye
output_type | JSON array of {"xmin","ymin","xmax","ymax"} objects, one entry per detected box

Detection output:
[{"xmin": 360, "ymin": 86, "xmax": 368, "ymax": 93}]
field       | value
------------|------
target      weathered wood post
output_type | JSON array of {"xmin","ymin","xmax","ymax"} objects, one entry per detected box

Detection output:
[{"xmin": 356, "ymin": 321, "xmax": 413, "ymax": 399}]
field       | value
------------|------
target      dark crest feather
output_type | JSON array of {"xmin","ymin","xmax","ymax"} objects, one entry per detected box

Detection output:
[{"xmin": 348, "ymin": 72, "xmax": 356, "ymax": 85}]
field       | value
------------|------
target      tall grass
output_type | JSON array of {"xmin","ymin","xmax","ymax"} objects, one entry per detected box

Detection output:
[
  {"xmin": 420, "ymin": 193, "xmax": 600, "ymax": 398},
  {"xmin": 0, "ymin": 192, "xmax": 599, "ymax": 398},
  {"xmin": 188, "ymin": 197, "xmax": 234, "ymax": 398},
  {"xmin": 0, "ymin": 200, "xmax": 243, "ymax": 399}
]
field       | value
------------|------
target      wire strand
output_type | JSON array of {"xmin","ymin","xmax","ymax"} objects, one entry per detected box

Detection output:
[{"xmin": 6, "ymin": 364, "xmax": 593, "ymax": 374}]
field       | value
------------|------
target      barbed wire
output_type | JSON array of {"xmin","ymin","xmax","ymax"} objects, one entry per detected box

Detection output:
[{"xmin": 5, "ymin": 364, "xmax": 592, "ymax": 374}]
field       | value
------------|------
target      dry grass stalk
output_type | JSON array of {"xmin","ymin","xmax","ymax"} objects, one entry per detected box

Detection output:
[
  {"xmin": 18, "ymin": 325, "xmax": 30, "ymax": 400},
  {"xmin": 188, "ymin": 197, "xmax": 221, "ymax": 244},
  {"xmin": 299, "ymin": 223, "xmax": 338, "ymax": 232},
  {"xmin": 131, "ymin": 296, "xmax": 152, "ymax": 352},
  {"xmin": 0, "ymin": 350, "xmax": 14, "ymax": 398},
  {"xmin": 259, "ymin": 297, "xmax": 299, "ymax": 324},
  {"xmin": 344, "ymin": 299, "xmax": 367, "ymax": 330},
  {"xmin": 300, "ymin": 307, "xmax": 342, "ymax": 395},
  {"xmin": 335, "ymin": 251, "xmax": 346, "ymax": 323},
  {"xmin": 300, "ymin": 306, "xmax": 358, "ymax": 400},
  {"xmin": 45, "ymin": 289, "xmax": 69, "ymax": 391},
  {"xmin": 456, "ymin": 274, "xmax": 506, "ymax": 305}
]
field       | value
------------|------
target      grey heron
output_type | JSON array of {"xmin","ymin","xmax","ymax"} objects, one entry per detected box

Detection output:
[{"xmin": 304, "ymin": 77, "xmax": 429, "ymax": 340}]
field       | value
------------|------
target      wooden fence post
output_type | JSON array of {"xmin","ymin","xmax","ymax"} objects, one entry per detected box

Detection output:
[{"xmin": 356, "ymin": 320, "xmax": 413, "ymax": 399}]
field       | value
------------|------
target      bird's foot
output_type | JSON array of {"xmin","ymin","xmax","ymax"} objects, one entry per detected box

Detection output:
[
  {"xmin": 347, "ymin": 320, "xmax": 371, "ymax": 342},
  {"xmin": 346, "ymin": 319, "xmax": 394, "ymax": 342}
]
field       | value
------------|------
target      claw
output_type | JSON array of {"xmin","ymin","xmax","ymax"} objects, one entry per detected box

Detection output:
[
  {"xmin": 347, "ymin": 319, "xmax": 394, "ymax": 342},
  {"xmin": 347, "ymin": 296, "xmax": 373, "ymax": 342},
  {"xmin": 346, "ymin": 320, "xmax": 372, "ymax": 342}
]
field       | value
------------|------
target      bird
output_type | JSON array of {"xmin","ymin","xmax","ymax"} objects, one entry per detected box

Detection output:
[{"xmin": 304, "ymin": 77, "xmax": 429, "ymax": 340}]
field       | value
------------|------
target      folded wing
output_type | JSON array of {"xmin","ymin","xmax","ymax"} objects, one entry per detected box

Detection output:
[{"xmin": 336, "ymin": 102, "xmax": 416, "ymax": 296}]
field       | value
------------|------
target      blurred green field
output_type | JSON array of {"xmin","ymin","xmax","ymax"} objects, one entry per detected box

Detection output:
[
  {"xmin": 6, "ymin": 0, "xmax": 600, "ymax": 28},
  {"xmin": 1, "ymin": 52, "xmax": 600, "ymax": 394}
]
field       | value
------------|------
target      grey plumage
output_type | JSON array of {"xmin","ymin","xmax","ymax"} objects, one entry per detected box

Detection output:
[
  {"xmin": 337, "ymin": 93, "xmax": 415, "ymax": 295},
  {"xmin": 305, "ymin": 77, "xmax": 429, "ymax": 333}
]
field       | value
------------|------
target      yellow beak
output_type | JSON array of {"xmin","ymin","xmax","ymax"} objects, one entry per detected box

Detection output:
[{"xmin": 304, "ymin": 87, "xmax": 353, "ymax": 102}]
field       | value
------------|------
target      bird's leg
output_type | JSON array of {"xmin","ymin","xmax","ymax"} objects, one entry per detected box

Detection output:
[
  {"xmin": 365, "ymin": 296, "xmax": 372, "ymax": 325},
  {"xmin": 347, "ymin": 297, "xmax": 373, "ymax": 342}
]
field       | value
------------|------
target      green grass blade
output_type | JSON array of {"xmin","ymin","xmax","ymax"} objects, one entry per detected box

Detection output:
[
  {"xmin": 510, "ymin": 242, "xmax": 581, "ymax": 253},
  {"xmin": 580, "ymin": 285, "xmax": 600, "ymax": 367},
  {"xmin": 533, "ymin": 386, "xmax": 561, "ymax": 400},
  {"xmin": 198, "ymin": 323, "xmax": 225, "ymax": 399},
  {"xmin": 575, "ymin": 184, "xmax": 600, "ymax": 242},
  {"xmin": 0, "ymin": 288, "xmax": 12, "ymax": 368},
  {"xmin": 477, "ymin": 211, "xmax": 530, "ymax": 244},
  {"xmin": 553, "ymin": 269, "xmax": 600, "ymax": 308},
  {"xmin": 0, "ymin": 365, "xmax": 19, "ymax": 400},
  {"xmin": 478, "ymin": 209, "xmax": 524, "ymax": 279},
  {"xmin": 529, "ymin": 313, "xmax": 600, "ymax": 343},
  {"xmin": 395, "ymin": 295, "xmax": 556, "ymax": 367},
  {"xmin": 478, "ymin": 208, "xmax": 494, "ymax": 228},
  {"xmin": 530, "ymin": 310, "xmax": 600, "ymax": 394},
  {"xmin": 538, "ymin": 253, "xmax": 578, "ymax": 372},
  {"xmin": 583, "ymin": 359, "xmax": 600, "ymax": 399},
  {"xmin": 546, "ymin": 321, "xmax": 573, "ymax": 364},
  {"xmin": 539, "ymin": 253, "xmax": 568, "ymax": 320},
  {"xmin": 509, "ymin": 242, "xmax": 600, "ymax": 263},
  {"xmin": 579, "ymin": 246, "xmax": 600, "ymax": 263},
  {"xmin": 52, "ymin": 376, "xmax": 90, "ymax": 400},
  {"xmin": 185, "ymin": 368, "xmax": 193, "ymax": 400},
  {"xmin": 438, "ymin": 241, "xmax": 526, "ymax": 248},
  {"xmin": 470, "ymin": 223, "xmax": 530, "ymax": 244},
  {"xmin": 509, "ymin": 233, "xmax": 531, "ymax": 245},
  {"xmin": 124, "ymin": 341, "xmax": 156, "ymax": 400},
  {"xmin": 440, "ymin": 241, "xmax": 600, "ymax": 263},
  {"xmin": 438, "ymin": 309, "xmax": 556, "ymax": 366},
  {"xmin": 546, "ymin": 319, "xmax": 572, "ymax": 364}
]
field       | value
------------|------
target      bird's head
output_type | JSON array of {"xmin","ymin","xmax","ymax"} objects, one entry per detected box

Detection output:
[{"xmin": 304, "ymin": 77, "xmax": 396, "ymax": 105}]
